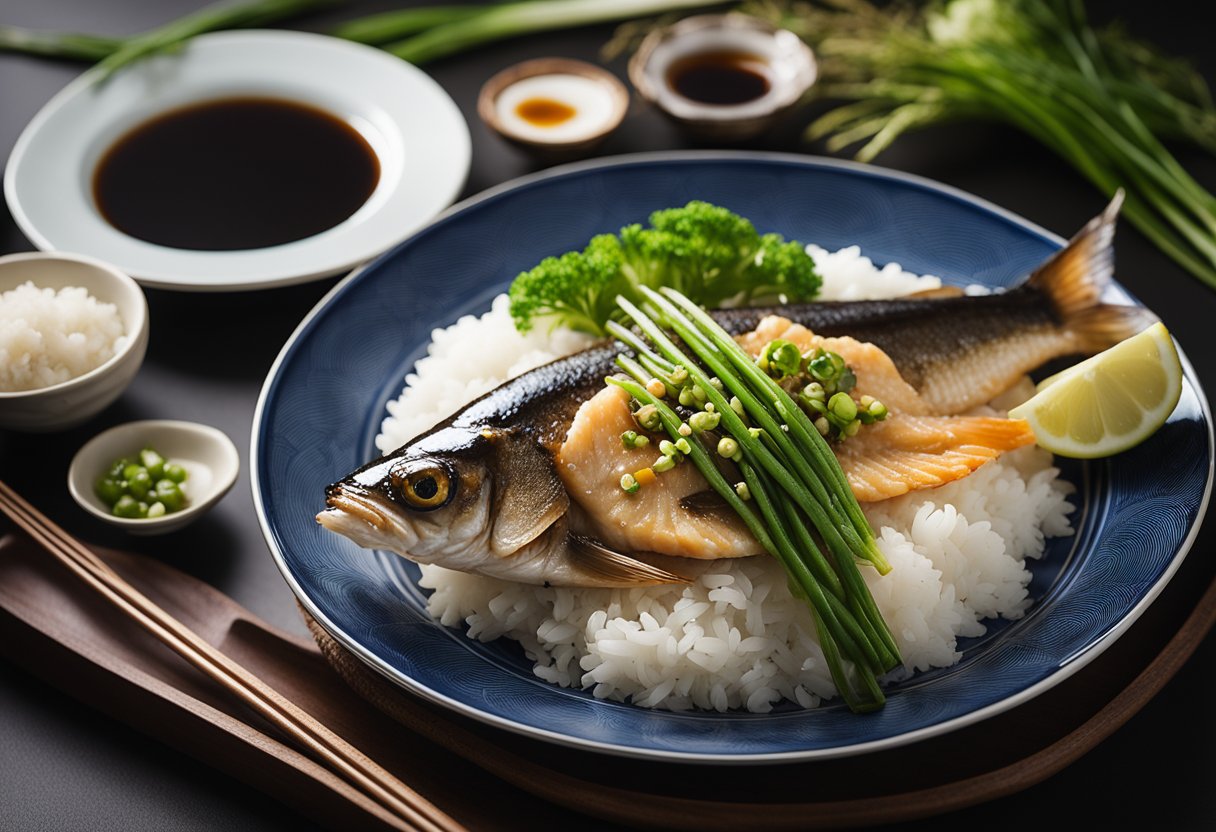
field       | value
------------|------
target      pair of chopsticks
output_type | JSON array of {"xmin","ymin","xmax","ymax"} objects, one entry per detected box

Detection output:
[{"xmin": 0, "ymin": 480, "xmax": 464, "ymax": 832}]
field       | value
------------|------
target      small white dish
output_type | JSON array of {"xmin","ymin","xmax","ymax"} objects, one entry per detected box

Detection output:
[
  {"xmin": 68, "ymin": 420, "xmax": 240, "ymax": 535},
  {"xmin": 478, "ymin": 58, "xmax": 629, "ymax": 156},
  {"xmin": 0, "ymin": 252, "xmax": 149, "ymax": 432},
  {"xmin": 628, "ymin": 13, "xmax": 817, "ymax": 142},
  {"xmin": 4, "ymin": 30, "xmax": 471, "ymax": 292}
]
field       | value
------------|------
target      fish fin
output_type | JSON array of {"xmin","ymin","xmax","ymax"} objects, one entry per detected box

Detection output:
[
  {"xmin": 568, "ymin": 533, "xmax": 691, "ymax": 586},
  {"xmin": 1027, "ymin": 190, "xmax": 1158, "ymax": 351},
  {"xmin": 679, "ymin": 489, "xmax": 732, "ymax": 517},
  {"xmin": 489, "ymin": 430, "xmax": 570, "ymax": 557},
  {"xmin": 1028, "ymin": 191, "xmax": 1122, "ymax": 314}
]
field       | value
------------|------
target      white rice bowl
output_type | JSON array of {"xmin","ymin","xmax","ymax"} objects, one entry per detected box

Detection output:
[
  {"xmin": 0, "ymin": 280, "xmax": 127, "ymax": 392},
  {"xmin": 376, "ymin": 245, "xmax": 1074, "ymax": 713}
]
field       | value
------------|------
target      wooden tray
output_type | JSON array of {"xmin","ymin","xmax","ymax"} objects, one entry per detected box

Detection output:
[{"xmin": 1, "ymin": 527, "xmax": 1214, "ymax": 829}]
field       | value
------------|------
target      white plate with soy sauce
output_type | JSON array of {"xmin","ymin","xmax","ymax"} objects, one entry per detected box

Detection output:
[{"xmin": 4, "ymin": 30, "xmax": 471, "ymax": 291}]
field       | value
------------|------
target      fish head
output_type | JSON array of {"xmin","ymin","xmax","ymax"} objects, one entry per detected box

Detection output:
[{"xmin": 316, "ymin": 425, "xmax": 570, "ymax": 569}]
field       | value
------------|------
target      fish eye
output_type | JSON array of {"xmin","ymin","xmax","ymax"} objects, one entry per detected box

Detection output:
[{"xmin": 390, "ymin": 461, "xmax": 453, "ymax": 511}]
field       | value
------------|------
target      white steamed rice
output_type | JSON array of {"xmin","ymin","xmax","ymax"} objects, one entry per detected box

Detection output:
[
  {"xmin": 0, "ymin": 281, "xmax": 126, "ymax": 393},
  {"xmin": 376, "ymin": 244, "xmax": 1074, "ymax": 713}
]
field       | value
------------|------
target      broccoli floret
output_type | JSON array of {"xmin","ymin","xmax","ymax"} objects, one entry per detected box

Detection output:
[
  {"xmin": 648, "ymin": 201, "xmax": 760, "ymax": 272},
  {"xmin": 639, "ymin": 201, "xmax": 822, "ymax": 307},
  {"xmin": 743, "ymin": 234, "xmax": 823, "ymax": 303},
  {"xmin": 508, "ymin": 234, "xmax": 625, "ymax": 334},
  {"xmin": 617, "ymin": 224, "xmax": 693, "ymax": 297},
  {"xmin": 508, "ymin": 202, "xmax": 821, "ymax": 335}
]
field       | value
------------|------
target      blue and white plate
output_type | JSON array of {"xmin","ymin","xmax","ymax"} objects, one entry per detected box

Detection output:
[{"xmin": 252, "ymin": 152, "xmax": 1213, "ymax": 762}]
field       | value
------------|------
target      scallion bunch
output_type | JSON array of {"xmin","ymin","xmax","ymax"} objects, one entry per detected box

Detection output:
[
  {"xmin": 748, "ymin": 0, "xmax": 1216, "ymax": 289},
  {"xmin": 1, "ymin": 0, "xmax": 726, "ymax": 75},
  {"xmin": 607, "ymin": 286, "xmax": 901, "ymax": 713}
]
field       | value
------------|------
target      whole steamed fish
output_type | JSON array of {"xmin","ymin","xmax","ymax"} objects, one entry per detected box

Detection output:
[{"xmin": 317, "ymin": 199, "xmax": 1154, "ymax": 587}]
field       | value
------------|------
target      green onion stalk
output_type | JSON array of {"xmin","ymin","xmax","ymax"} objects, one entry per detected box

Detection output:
[
  {"xmin": 607, "ymin": 289, "xmax": 902, "ymax": 712},
  {"xmin": 642, "ymin": 287, "xmax": 900, "ymax": 657},
  {"xmin": 641, "ymin": 287, "xmax": 890, "ymax": 572},
  {"xmin": 1, "ymin": 0, "xmax": 340, "ymax": 79},
  {"xmin": 3, "ymin": 0, "xmax": 726, "ymax": 75},
  {"xmin": 329, "ymin": 6, "xmax": 487, "ymax": 44},
  {"xmin": 608, "ymin": 371, "xmax": 888, "ymax": 711},
  {"xmin": 348, "ymin": 0, "xmax": 726, "ymax": 65},
  {"xmin": 0, "ymin": 28, "xmax": 120, "ymax": 61},
  {"xmin": 746, "ymin": 0, "xmax": 1216, "ymax": 289}
]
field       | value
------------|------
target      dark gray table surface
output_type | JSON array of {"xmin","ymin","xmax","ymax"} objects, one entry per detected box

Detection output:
[{"xmin": 2, "ymin": 1, "xmax": 1214, "ymax": 830}]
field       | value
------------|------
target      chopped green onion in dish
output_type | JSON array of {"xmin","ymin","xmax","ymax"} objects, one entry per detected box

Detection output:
[{"xmin": 95, "ymin": 446, "xmax": 188, "ymax": 519}]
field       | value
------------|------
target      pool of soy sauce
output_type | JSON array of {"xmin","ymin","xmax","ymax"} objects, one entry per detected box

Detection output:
[
  {"xmin": 666, "ymin": 51, "xmax": 772, "ymax": 106},
  {"xmin": 93, "ymin": 96, "xmax": 380, "ymax": 252}
]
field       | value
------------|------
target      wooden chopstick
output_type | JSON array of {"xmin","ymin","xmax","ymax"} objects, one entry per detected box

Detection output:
[{"xmin": 0, "ymin": 480, "xmax": 465, "ymax": 832}]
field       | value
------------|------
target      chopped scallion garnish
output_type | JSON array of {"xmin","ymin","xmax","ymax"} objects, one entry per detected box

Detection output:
[{"xmin": 606, "ymin": 287, "xmax": 903, "ymax": 713}]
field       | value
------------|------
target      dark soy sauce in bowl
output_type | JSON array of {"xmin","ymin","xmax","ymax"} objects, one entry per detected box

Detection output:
[
  {"xmin": 93, "ymin": 97, "xmax": 380, "ymax": 252},
  {"xmin": 666, "ymin": 51, "xmax": 772, "ymax": 106}
]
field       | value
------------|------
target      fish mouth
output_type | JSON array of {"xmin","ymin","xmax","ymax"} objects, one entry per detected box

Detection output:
[{"xmin": 317, "ymin": 485, "xmax": 391, "ymax": 531}]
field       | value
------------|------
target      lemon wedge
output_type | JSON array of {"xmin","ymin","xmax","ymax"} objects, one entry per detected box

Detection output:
[{"xmin": 1007, "ymin": 322, "xmax": 1182, "ymax": 458}]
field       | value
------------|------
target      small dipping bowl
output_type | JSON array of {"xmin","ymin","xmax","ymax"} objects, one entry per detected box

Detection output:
[
  {"xmin": 0, "ymin": 252, "xmax": 148, "ymax": 432},
  {"xmin": 68, "ymin": 420, "xmax": 240, "ymax": 535},
  {"xmin": 628, "ymin": 13, "xmax": 817, "ymax": 142},
  {"xmin": 478, "ymin": 58, "xmax": 629, "ymax": 157}
]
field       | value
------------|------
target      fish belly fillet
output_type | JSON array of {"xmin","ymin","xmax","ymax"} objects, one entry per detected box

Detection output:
[{"xmin": 558, "ymin": 318, "xmax": 1036, "ymax": 560}]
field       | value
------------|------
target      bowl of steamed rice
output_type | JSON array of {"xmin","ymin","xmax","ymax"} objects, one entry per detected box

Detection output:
[{"xmin": 0, "ymin": 252, "xmax": 148, "ymax": 432}]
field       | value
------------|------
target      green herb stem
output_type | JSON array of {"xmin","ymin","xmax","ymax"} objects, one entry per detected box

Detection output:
[
  {"xmin": 384, "ymin": 0, "xmax": 722, "ymax": 64},
  {"xmin": 607, "ymin": 372, "xmax": 886, "ymax": 710},
  {"xmin": 609, "ymin": 289, "xmax": 903, "ymax": 709},
  {"xmin": 0, "ymin": 27, "xmax": 120, "ymax": 60},
  {"xmin": 773, "ymin": 0, "xmax": 1216, "ymax": 291},
  {"xmin": 646, "ymin": 288, "xmax": 901, "ymax": 664},
  {"xmin": 330, "ymin": 6, "xmax": 485, "ymax": 43},
  {"xmin": 654, "ymin": 288, "xmax": 891, "ymax": 575},
  {"xmin": 94, "ymin": 0, "xmax": 337, "ymax": 80},
  {"xmin": 736, "ymin": 455, "xmax": 885, "ymax": 700},
  {"xmin": 618, "ymin": 295, "xmax": 863, "ymax": 576},
  {"xmin": 0, "ymin": 0, "xmax": 337, "ymax": 78},
  {"xmin": 753, "ymin": 424, "xmax": 900, "ymax": 668},
  {"xmin": 606, "ymin": 321, "xmax": 677, "ymax": 376}
]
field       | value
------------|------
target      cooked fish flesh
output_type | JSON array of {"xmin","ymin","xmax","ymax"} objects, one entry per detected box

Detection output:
[
  {"xmin": 318, "ymin": 198, "xmax": 1151, "ymax": 586},
  {"xmin": 557, "ymin": 385, "xmax": 757, "ymax": 560},
  {"xmin": 558, "ymin": 325, "xmax": 1035, "ymax": 558},
  {"xmin": 737, "ymin": 320, "xmax": 1037, "ymax": 502}
]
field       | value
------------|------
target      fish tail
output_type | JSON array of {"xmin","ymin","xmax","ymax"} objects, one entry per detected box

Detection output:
[{"xmin": 1028, "ymin": 190, "xmax": 1158, "ymax": 351}]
